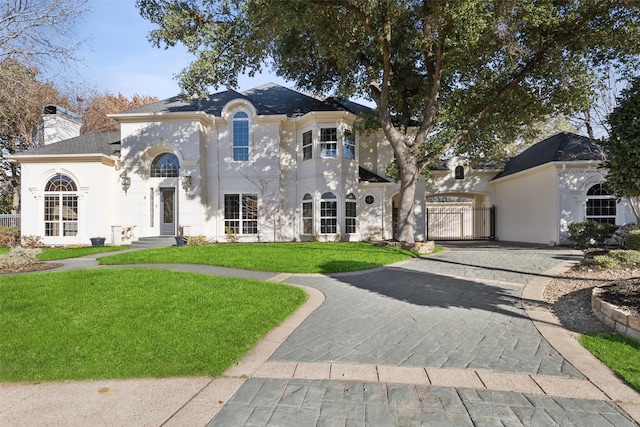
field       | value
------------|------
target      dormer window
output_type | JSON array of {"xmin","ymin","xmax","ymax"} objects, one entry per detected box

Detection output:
[{"xmin": 455, "ymin": 165, "xmax": 464, "ymax": 180}]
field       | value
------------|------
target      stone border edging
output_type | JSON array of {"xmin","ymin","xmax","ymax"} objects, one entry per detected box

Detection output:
[
  {"xmin": 521, "ymin": 257, "xmax": 640, "ymax": 424},
  {"xmin": 592, "ymin": 286, "xmax": 640, "ymax": 342}
]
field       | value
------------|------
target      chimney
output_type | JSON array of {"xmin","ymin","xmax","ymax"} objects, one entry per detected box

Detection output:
[{"xmin": 41, "ymin": 105, "xmax": 82, "ymax": 145}]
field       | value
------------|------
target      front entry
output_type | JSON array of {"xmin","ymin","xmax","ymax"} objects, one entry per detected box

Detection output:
[{"xmin": 160, "ymin": 187, "xmax": 176, "ymax": 235}]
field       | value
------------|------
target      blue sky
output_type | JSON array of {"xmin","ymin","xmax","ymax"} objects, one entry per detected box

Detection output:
[{"xmin": 71, "ymin": 1, "xmax": 292, "ymax": 100}]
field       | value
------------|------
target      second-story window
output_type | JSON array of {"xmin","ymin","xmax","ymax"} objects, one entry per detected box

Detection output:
[
  {"xmin": 320, "ymin": 128, "xmax": 337, "ymax": 158},
  {"xmin": 302, "ymin": 130, "xmax": 312, "ymax": 161},
  {"xmin": 344, "ymin": 129, "xmax": 355, "ymax": 160},
  {"xmin": 233, "ymin": 111, "xmax": 249, "ymax": 161}
]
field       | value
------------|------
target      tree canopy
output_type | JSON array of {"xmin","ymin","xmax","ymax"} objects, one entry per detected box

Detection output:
[
  {"xmin": 603, "ymin": 77, "xmax": 640, "ymax": 227},
  {"xmin": 138, "ymin": 0, "xmax": 640, "ymax": 242},
  {"xmin": 0, "ymin": 59, "xmax": 70, "ymax": 213},
  {"xmin": 0, "ymin": 0, "xmax": 87, "ymax": 68},
  {"xmin": 79, "ymin": 92, "xmax": 159, "ymax": 134}
]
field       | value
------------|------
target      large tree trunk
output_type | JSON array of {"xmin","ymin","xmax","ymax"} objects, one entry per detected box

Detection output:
[
  {"xmin": 395, "ymin": 158, "xmax": 419, "ymax": 243},
  {"xmin": 11, "ymin": 185, "xmax": 20, "ymax": 214}
]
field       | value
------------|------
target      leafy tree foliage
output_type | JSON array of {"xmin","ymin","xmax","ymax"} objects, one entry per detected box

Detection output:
[
  {"xmin": 0, "ymin": 0, "xmax": 87, "ymax": 67},
  {"xmin": 138, "ymin": 0, "xmax": 640, "ymax": 242},
  {"xmin": 0, "ymin": 59, "xmax": 69, "ymax": 213},
  {"xmin": 603, "ymin": 77, "xmax": 640, "ymax": 227},
  {"xmin": 79, "ymin": 92, "xmax": 159, "ymax": 134}
]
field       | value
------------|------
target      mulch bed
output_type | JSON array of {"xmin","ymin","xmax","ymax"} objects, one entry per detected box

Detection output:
[
  {"xmin": 598, "ymin": 279, "xmax": 640, "ymax": 318},
  {"xmin": 0, "ymin": 262, "xmax": 63, "ymax": 274}
]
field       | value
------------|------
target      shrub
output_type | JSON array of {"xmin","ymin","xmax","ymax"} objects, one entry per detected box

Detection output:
[
  {"xmin": 0, "ymin": 247, "xmax": 40, "ymax": 270},
  {"xmin": 0, "ymin": 227, "xmax": 20, "ymax": 247},
  {"xmin": 22, "ymin": 235, "xmax": 43, "ymax": 248},
  {"xmin": 224, "ymin": 227, "xmax": 238, "ymax": 243},
  {"xmin": 567, "ymin": 221, "xmax": 619, "ymax": 248},
  {"xmin": 608, "ymin": 249, "xmax": 640, "ymax": 264},
  {"xmin": 593, "ymin": 254, "xmax": 619, "ymax": 269},
  {"xmin": 185, "ymin": 235, "xmax": 210, "ymax": 246},
  {"xmin": 626, "ymin": 230, "xmax": 640, "ymax": 250}
]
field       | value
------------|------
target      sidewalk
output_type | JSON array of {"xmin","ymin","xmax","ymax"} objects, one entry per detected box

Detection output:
[{"xmin": 1, "ymin": 244, "xmax": 639, "ymax": 426}]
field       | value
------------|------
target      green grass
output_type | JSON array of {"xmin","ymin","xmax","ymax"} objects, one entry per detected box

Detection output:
[
  {"xmin": 580, "ymin": 332, "xmax": 640, "ymax": 392},
  {"xmin": 37, "ymin": 245, "xmax": 130, "ymax": 261},
  {"xmin": 0, "ymin": 245, "xmax": 128, "ymax": 260},
  {"xmin": 98, "ymin": 242, "xmax": 418, "ymax": 273},
  {"xmin": 0, "ymin": 269, "xmax": 306, "ymax": 382}
]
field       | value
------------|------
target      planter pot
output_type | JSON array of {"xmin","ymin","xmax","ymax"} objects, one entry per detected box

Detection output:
[
  {"xmin": 90, "ymin": 237, "xmax": 106, "ymax": 247},
  {"xmin": 175, "ymin": 236, "xmax": 187, "ymax": 246}
]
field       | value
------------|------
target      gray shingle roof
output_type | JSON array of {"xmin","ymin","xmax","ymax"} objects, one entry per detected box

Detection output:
[
  {"xmin": 359, "ymin": 167, "xmax": 390, "ymax": 183},
  {"xmin": 121, "ymin": 83, "xmax": 372, "ymax": 117},
  {"xmin": 492, "ymin": 132, "xmax": 605, "ymax": 180},
  {"xmin": 14, "ymin": 132, "xmax": 121, "ymax": 157}
]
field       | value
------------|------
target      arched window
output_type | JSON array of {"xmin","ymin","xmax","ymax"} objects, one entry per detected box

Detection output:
[
  {"xmin": 320, "ymin": 192, "xmax": 337, "ymax": 234},
  {"xmin": 454, "ymin": 165, "xmax": 464, "ymax": 180},
  {"xmin": 345, "ymin": 193, "xmax": 357, "ymax": 233},
  {"xmin": 302, "ymin": 193, "xmax": 313, "ymax": 234},
  {"xmin": 44, "ymin": 174, "xmax": 78, "ymax": 236},
  {"xmin": 586, "ymin": 183, "xmax": 616, "ymax": 224},
  {"xmin": 233, "ymin": 111, "xmax": 250, "ymax": 161},
  {"xmin": 151, "ymin": 153, "xmax": 179, "ymax": 177}
]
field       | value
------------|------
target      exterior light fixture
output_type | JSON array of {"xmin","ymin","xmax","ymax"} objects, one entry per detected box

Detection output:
[
  {"xmin": 121, "ymin": 174, "xmax": 131, "ymax": 194},
  {"xmin": 181, "ymin": 174, "xmax": 192, "ymax": 191}
]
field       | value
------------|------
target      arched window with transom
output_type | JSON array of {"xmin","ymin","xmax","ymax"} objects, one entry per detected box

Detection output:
[
  {"xmin": 151, "ymin": 153, "xmax": 179, "ymax": 177},
  {"xmin": 455, "ymin": 165, "xmax": 464, "ymax": 180},
  {"xmin": 233, "ymin": 111, "xmax": 250, "ymax": 161},
  {"xmin": 586, "ymin": 183, "xmax": 616, "ymax": 224},
  {"xmin": 345, "ymin": 193, "xmax": 356, "ymax": 233},
  {"xmin": 302, "ymin": 193, "xmax": 313, "ymax": 234},
  {"xmin": 44, "ymin": 174, "xmax": 78, "ymax": 236},
  {"xmin": 320, "ymin": 192, "xmax": 337, "ymax": 234}
]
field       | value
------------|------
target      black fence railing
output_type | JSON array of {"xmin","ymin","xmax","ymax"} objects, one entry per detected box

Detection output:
[{"xmin": 426, "ymin": 206, "xmax": 495, "ymax": 241}]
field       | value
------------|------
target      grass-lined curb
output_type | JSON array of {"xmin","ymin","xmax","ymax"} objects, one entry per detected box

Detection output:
[
  {"xmin": 98, "ymin": 242, "xmax": 417, "ymax": 273},
  {"xmin": 580, "ymin": 332, "xmax": 640, "ymax": 392},
  {"xmin": 0, "ymin": 269, "xmax": 306, "ymax": 382}
]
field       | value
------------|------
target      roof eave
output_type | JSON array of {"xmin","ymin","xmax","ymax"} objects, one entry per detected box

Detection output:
[
  {"xmin": 108, "ymin": 111, "xmax": 213, "ymax": 125},
  {"xmin": 9, "ymin": 153, "xmax": 118, "ymax": 166}
]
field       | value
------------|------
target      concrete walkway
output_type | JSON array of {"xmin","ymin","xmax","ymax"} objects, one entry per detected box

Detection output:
[{"xmin": 1, "ymin": 243, "xmax": 639, "ymax": 426}]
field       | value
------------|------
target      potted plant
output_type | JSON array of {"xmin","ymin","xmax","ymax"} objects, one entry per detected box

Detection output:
[{"xmin": 90, "ymin": 237, "xmax": 106, "ymax": 247}]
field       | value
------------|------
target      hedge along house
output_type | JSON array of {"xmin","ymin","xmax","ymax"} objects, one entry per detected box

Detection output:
[{"xmin": 10, "ymin": 84, "xmax": 636, "ymax": 247}]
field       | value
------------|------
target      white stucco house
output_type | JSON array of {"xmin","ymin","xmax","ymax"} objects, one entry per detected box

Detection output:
[{"xmin": 10, "ymin": 84, "xmax": 636, "ymax": 247}]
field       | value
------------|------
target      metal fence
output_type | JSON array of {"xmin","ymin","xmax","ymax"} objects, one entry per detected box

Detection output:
[
  {"xmin": 426, "ymin": 206, "xmax": 495, "ymax": 241},
  {"xmin": 0, "ymin": 214, "xmax": 20, "ymax": 228}
]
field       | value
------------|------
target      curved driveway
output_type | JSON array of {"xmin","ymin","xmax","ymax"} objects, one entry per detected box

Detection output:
[{"xmin": 211, "ymin": 244, "xmax": 640, "ymax": 426}]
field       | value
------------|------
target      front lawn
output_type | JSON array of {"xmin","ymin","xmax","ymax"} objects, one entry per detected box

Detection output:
[
  {"xmin": 97, "ymin": 242, "xmax": 418, "ymax": 273},
  {"xmin": 37, "ymin": 245, "xmax": 130, "ymax": 260},
  {"xmin": 580, "ymin": 333, "xmax": 640, "ymax": 392},
  {"xmin": 0, "ymin": 269, "xmax": 306, "ymax": 381}
]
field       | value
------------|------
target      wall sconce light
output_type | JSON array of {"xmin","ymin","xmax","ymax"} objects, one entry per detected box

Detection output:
[
  {"xmin": 121, "ymin": 174, "xmax": 131, "ymax": 194},
  {"xmin": 181, "ymin": 174, "xmax": 192, "ymax": 191}
]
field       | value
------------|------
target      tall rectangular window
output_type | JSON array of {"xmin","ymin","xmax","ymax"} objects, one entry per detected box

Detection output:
[
  {"xmin": 224, "ymin": 193, "xmax": 258, "ymax": 234},
  {"xmin": 150, "ymin": 189, "xmax": 154, "ymax": 227},
  {"xmin": 320, "ymin": 192, "xmax": 337, "ymax": 234},
  {"xmin": 345, "ymin": 193, "xmax": 357, "ymax": 233},
  {"xmin": 302, "ymin": 194, "xmax": 313, "ymax": 234},
  {"xmin": 302, "ymin": 130, "xmax": 313, "ymax": 160},
  {"xmin": 233, "ymin": 111, "xmax": 249, "ymax": 161},
  {"xmin": 344, "ymin": 129, "xmax": 356, "ymax": 160},
  {"xmin": 320, "ymin": 128, "xmax": 337, "ymax": 158}
]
